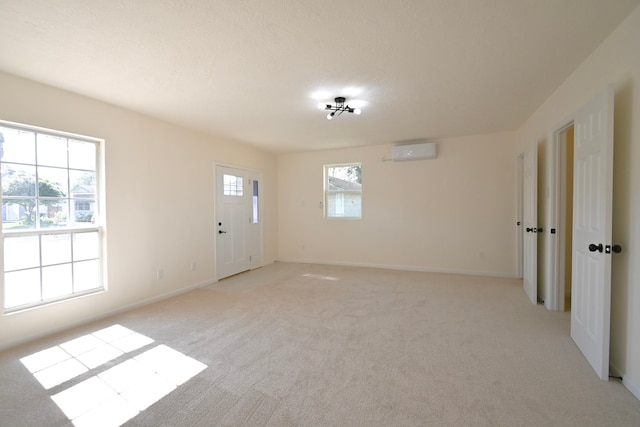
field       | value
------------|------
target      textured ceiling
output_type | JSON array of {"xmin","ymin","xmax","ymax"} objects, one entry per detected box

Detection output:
[{"xmin": 1, "ymin": 0, "xmax": 639, "ymax": 153}]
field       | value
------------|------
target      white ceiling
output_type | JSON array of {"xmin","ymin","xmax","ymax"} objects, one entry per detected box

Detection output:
[{"xmin": 1, "ymin": 1, "xmax": 638, "ymax": 153}]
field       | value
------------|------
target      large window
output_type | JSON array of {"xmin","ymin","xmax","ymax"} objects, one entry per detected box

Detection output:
[
  {"xmin": 324, "ymin": 163, "xmax": 362, "ymax": 218},
  {"xmin": 1, "ymin": 122, "xmax": 103, "ymax": 312}
]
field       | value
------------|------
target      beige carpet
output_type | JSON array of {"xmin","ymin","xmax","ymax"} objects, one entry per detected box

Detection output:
[{"xmin": 1, "ymin": 262, "xmax": 639, "ymax": 426}]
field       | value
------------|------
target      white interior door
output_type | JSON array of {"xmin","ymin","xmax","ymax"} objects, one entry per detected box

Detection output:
[
  {"xmin": 571, "ymin": 85, "xmax": 614, "ymax": 380},
  {"xmin": 522, "ymin": 143, "xmax": 538, "ymax": 304},
  {"xmin": 216, "ymin": 166, "xmax": 251, "ymax": 280}
]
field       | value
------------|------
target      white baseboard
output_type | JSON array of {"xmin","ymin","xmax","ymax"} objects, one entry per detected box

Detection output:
[
  {"xmin": 623, "ymin": 377, "xmax": 640, "ymax": 401},
  {"xmin": 611, "ymin": 364, "xmax": 640, "ymax": 401},
  {"xmin": 0, "ymin": 277, "xmax": 217, "ymax": 352},
  {"xmin": 275, "ymin": 258, "xmax": 518, "ymax": 279},
  {"xmin": 109, "ymin": 277, "xmax": 218, "ymax": 315},
  {"xmin": 605, "ymin": 363, "xmax": 640, "ymax": 404}
]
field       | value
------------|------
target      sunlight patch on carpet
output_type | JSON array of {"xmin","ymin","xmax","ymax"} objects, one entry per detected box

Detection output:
[
  {"xmin": 20, "ymin": 325, "xmax": 152, "ymax": 389},
  {"xmin": 302, "ymin": 273, "xmax": 339, "ymax": 281},
  {"xmin": 20, "ymin": 325, "xmax": 207, "ymax": 427}
]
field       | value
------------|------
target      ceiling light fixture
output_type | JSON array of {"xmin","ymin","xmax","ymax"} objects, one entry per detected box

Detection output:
[{"xmin": 317, "ymin": 97, "xmax": 362, "ymax": 120}]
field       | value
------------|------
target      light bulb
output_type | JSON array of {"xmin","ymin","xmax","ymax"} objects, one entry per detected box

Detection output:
[
  {"xmin": 317, "ymin": 102, "xmax": 329, "ymax": 110},
  {"xmin": 353, "ymin": 108, "xmax": 362, "ymax": 115},
  {"xmin": 327, "ymin": 112, "xmax": 334, "ymax": 120}
]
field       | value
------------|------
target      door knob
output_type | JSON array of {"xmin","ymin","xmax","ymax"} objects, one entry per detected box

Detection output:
[
  {"xmin": 218, "ymin": 230, "xmax": 227, "ymax": 234},
  {"xmin": 588, "ymin": 243, "xmax": 603, "ymax": 253},
  {"xmin": 526, "ymin": 227, "xmax": 532, "ymax": 232}
]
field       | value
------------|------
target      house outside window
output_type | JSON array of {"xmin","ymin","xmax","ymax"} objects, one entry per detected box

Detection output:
[
  {"xmin": 1, "ymin": 121, "xmax": 103, "ymax": 312},
  {"xmin": 324, "ymin": 163, "xmax": 362, "ymax": 218}
]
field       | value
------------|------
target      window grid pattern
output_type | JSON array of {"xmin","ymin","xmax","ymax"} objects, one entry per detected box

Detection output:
[
  {"xmin": 1, "ymin": 122, "xmax": 102, "ymax": 312},
  {"xmin": 223, "ymin": 174, "xmax": 243, "ymax": 196}
]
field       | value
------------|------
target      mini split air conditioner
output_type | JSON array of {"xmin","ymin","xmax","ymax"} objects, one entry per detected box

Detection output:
[{"xmin": 391, "ymin": 142, "xmax": 437, "ymax": 161}]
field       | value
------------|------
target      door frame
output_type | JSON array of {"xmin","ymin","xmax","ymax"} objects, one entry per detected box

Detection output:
[
  {"xmin": 548, "ymin": 120, "xmax": 575, "ymax": 312},
  {"xmin": 214, "ymin": 163, "xmax": 264, "ymax": 278}
]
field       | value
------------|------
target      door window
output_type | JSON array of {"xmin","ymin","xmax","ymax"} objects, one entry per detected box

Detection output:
[{"xmin": 223, "ymin": 174, "xmax": 243, "ymax": 196}]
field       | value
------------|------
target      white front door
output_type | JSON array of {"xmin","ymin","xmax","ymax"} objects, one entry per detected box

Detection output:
[
  {"xmin": 571, "ymin": 85, "xmax": 614, "ymax": 380},
  {"xmin": 522, "ymin": 143, "xmax": 538, "ymax": 305},
  {"xmin": 216, "ymin": 166, "xmax": 251, "ymax": 280}
]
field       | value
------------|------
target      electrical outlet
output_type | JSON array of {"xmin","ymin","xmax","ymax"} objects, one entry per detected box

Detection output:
[
  {"xmin": 190, "ymin": 261, "xmax": 197, "ymax": 272},
  {"xmin": 157, "ymin": 269, "xmax": 164, "ymax": 280}
]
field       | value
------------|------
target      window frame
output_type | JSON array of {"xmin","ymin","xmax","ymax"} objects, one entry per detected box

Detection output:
[
  {"xmin": 323, "ymin": 163, "xmax": 362, "ymax": 219},
  {"xmin": 1, "ymin": 120, "xmax": 105, "ymax": 313}
]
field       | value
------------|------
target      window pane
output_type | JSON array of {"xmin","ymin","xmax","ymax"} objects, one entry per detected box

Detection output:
[
  {"xmin": 72, "ymin": 201, "xmax": 95, "ymax": 225},
  {"xmin": 73, "ymin": 232, "xmax": 99, "ymax": 261},
  {"xmin": 38, "ymin": 199, "xmax": 69, "ymax": 228},
  {"xmin": 252, "ymin": 180, "xmax": 259, "ymax": 224},
  {"xmin": 70, "ymin": 170, "xmax": 96, "ymax": 192},
  {"xmin": 37, "ymin": 134, "xmax": 68, "ymax": 168},
  {"xmin": 42, "ymin": 264, "xmax": 73, "ymax": 300},
  {"xmin": 74, "ymin": 259, "xmax": 101, "ymax": 292},
  {"xmin": 2, "ymin": 163, "xmax": 36, "ymax": 197},
  {"xmin": 327, "ymin": 166, "xmax": 361, "ymax": 187},
  {"xmin": 41, "ymin": 233, "xmax": 72, "ymax": 266},
  {"xmin": 2, "ymin": 164, "xmax": 38, "ymax": 229},
  {"xmin": 2, "ymin": 198, "xmax": 36, "ymax": 230},
  {"xmin": 69, "ymin": 170, "xmax": 96, "ymax": 226},
  {"xmin": 0, "ymin": 126, "xmax": 36, "ymax": 164},
  {"xmin": 38, "ymin": 166, "xmax": 68, "ymax": 197},
  {"xmin": 4, "ymin": 268, "xmax": 41, "ymax": 308},
  {"xmin": 68, "ymin": 140, "xmax": 96, "ymax": 171},
  {"xmin": 3, "ymin": 235, "xmax": 40, "ymax": 271}
]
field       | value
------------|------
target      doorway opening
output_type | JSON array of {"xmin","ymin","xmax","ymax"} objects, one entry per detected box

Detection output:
[
  {"xmin": 516, "ymin": 153, "xmax": 524, "ymax": 279},
  {"xmin": 550, "ymin": 123, "xmax": 575, "ymax": 312}
]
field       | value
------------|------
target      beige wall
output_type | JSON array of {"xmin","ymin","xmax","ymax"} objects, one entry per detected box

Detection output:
[
  {"xmin": 516, "ymin": 5, "xmax": 640, "ymax": 399},
  {"xmin": 0, "ymin": 72, "xmax": 278, "ymax": 350},
  {"xmin": 277, "ymin": 132, "xmax": 517, "ymax": 277}
]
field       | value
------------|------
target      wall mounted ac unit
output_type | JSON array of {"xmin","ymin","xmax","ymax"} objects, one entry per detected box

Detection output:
[{"xmin": 391, "ymin": 142, "xmax": 437, "ymax": 161}]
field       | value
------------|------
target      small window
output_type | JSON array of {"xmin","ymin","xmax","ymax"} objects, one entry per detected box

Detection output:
[
  {"xmin": 1, "ymin": 121, "xmax": 103, "ymax": 312},
  {"xmin": 252, "ymin": 179, "xmax": 259, "ymax": 224},
  {"xmin": 324, "ymin": 164, "xmax": 362, "ymax": 218},
  {"xmin": 223, "ymin": 174, "xmax": 243, "ymax": 196}
]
